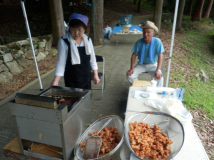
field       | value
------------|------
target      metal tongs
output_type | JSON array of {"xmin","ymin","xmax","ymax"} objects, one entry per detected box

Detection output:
[{"xmin": 82, "ymin": 117, "xmax": 113, "ymax": 159}]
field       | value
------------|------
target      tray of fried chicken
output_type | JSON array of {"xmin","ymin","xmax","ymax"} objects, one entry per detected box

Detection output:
[
  {"xmin": 124, "ymin": 112, "xmax": 185, "ymax": 160},
  {"xmin": 74, "ymin": 115, "xmax": 124, "ymax": 160}
]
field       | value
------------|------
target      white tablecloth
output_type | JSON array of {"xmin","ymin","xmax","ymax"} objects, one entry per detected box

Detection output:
[{"xmin": 122, "ymin": 86, "xmax": 209, "ymax": 160}]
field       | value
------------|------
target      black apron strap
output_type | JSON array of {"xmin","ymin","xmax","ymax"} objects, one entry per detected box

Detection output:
[
  {"xmin": 62, "ymin": 38, "xmax": 70, "ymax": 46},
  {"xmin": 62, "ymin": 37, "xmax": 91, "ymax": 89}
]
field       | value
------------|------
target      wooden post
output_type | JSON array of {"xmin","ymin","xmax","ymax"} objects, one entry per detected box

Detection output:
[
  {"xmin": 90, "ymin": 0, "xmax": 104, "ymax": 46},
  {"xmin": 49, "ymin": 0, "xmax": 65, "ymax": 47},
  {"xmin": 154, "ymin": 0, "xmax": 163, "ymax": 34}
]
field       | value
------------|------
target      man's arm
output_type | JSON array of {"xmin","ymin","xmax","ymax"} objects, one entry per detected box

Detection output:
[
  {"xmin": 154, "ymin": 53, "xmax": 163, "ymax": 79},
  {"xmin": 126, "ymin": 53, "xmax": 137, "ymax": 76}
]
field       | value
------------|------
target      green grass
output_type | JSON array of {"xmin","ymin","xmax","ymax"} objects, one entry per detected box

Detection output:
[
  {"xmin": 211, "ymin": 149, "xmax": 214, "ymax": 160},
  {"xmin": 182, "ymin": 15, "xmax": 191, "ymax": 21},
  {"xmin": 169, "ymin": 22, "xmax": 214, "ymax": 118}
]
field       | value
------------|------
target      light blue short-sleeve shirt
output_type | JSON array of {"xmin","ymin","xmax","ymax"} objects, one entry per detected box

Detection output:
[
  {"xmin": 132, "ymin": 37, "xmax": 164, "ymax": 64},
  {"xmin": 103, "ymin": 27, "xmax": 112, "ymax": 34}
]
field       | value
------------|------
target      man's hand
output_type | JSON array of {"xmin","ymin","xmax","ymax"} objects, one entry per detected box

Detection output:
[
  {"xmin": 154, "ymin": 71, "xmax": 162, "ymax": 79},
  {"xmin": 127, "ymin": 69, "xmax": 134, "ymax": 76}
]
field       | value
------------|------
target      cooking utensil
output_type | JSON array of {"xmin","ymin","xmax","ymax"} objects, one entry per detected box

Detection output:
[{"xmin": 82, "ymin": 117, "xmax": 113, "ymax": 159}]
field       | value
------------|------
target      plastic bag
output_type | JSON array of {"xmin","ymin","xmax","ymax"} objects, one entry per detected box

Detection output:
[
  {"xmin": 144, "ymin": 97, "xmax": 169, "ymax": 113},
  {"xmin": 144, "ymin": 97, "xmax": 185, "ymax": 114}
]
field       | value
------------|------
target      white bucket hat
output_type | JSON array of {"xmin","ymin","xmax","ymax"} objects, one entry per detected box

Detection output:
[{"xmin": 139, "ymin": 21, "xmax": 159, "ymax": 33}]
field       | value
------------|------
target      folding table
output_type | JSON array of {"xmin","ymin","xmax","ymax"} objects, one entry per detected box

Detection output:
[
  {"xmin": 120, "ymin": 85, "xmax": 209, "ymax": 160},
  {"xmin": 112, "ymin": 25, "xmax": 143, "ymax": 45}
]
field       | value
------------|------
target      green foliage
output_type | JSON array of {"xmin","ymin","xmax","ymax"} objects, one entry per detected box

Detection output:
[
  {"xmin": 170, "ymin": 70, "xmax": 214, "ymax": 118},
  {"xmin": 10, "ymin": 46, "xmax": 20, "ymax": 50},
  {"xmin": 141, "ymin": 0, "xmax": 155, "ymax": 10},
  {"xmin": 182, "ymin": 15, "xmax": 191, "ymax": 21},
  {"xmin": 129, "ymin": 0, "xmax": 154, "ymax": 10},
  {"xmin": 33, "ymin": 41, "xmax": 41, "ymax": 49},
  {"xmin": 163, "ymin": 0, "xmax": 175, "ymax": 13},
  {"xmin": 170, "ymin": 25, "xmax": 214, "ymax": 118}
]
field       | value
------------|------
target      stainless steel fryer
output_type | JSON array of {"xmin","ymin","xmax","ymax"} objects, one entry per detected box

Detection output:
[{"xmin": 10, "ymin": 86, "xmax": 92, "ymax": 160}]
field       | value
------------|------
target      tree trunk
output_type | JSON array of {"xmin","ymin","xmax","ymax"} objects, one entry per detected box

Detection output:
[
  {"xmin": 202, "ymin": 0, "xmax": 214, "ymax": 18},
  {"xmin": 153, "ymin": 0, "xmax": 164, "ymax": 34},
  {"xmin": 176, "ymin": 0, "xmax": 186, "ymax": 31},
  {"xmin": 133, "ymin": 0, "xmax": 137, "ymax": 5},
  {"xmin": 90, "ymin": 0, "xmax": 104, "ymax": 46},
  {"xmin": 191, "ymin": 0, "xmax": 205, "ymax": 21},
  {"xmin": 49, "ymin": 0, "xmax": 65, "ymax": 47},
  {"xmin": 189, "ymin": 0, "xmax": 194, "ymax": 16},
  {"xmin": 137, "ymin": 0, "xmax": 142, "ymax": 13}
]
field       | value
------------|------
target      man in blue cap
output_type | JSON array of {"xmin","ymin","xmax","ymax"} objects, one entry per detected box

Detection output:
[
  {"xmin": 126, "ymin": 21, "xmax": 164, "ymax": 87},
  {"xmin": 103, "ymin": 23, "xmax": 114, "ymax": 40}
]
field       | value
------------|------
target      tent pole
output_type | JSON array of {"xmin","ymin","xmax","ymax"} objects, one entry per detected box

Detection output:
[
  {"xmin": 166, "ymin": 0, "xmax": 180, "ymax": 87},
  {"xmin": 20, "ymin": 0, "xmax": 43, "ymax": 90}
]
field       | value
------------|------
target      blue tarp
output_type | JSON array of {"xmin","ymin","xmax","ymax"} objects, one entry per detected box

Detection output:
[{"xmin": 112, "ymin": 25, "xmax": 143, "ymax": 34}]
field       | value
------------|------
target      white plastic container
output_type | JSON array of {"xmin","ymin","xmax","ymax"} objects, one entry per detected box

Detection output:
[
  {"xmin": 151, "ymin": 78, "xmax": 157, "ymax": 87},
  {"xmin": 170, "ymin": 108, "xmax": 193, "ymax": 132}
]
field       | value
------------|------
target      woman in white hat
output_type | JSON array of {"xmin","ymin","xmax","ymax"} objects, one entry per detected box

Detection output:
[
  {"xmin": 126, "ymin": 21, "xmax": 164, "ymax": 87},
  {"xmin": 51, "ymin": 13, "xmax": 100, "ymax": 89}
]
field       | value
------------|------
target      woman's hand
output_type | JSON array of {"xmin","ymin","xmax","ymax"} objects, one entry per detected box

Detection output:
[
  {"xmin": 50, "ymin": 81, "xmax": 59, "ymax": 87},
  {"xmin": 50, "ymin": 76, "xmax": 61, "ymax": 87},
  {"xmin": 93, "ymin": 70, "xmax": 100, "ymax": 85},
  {"xmin": 94, "ymin": 76, "xmax": 100, "ymax": 85}
]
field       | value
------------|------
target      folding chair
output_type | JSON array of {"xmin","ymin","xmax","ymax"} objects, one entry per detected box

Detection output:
[{"xmin": 91, "ymin": 55, "xmax": 105, "ymax": 100}]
